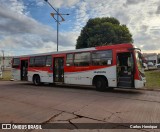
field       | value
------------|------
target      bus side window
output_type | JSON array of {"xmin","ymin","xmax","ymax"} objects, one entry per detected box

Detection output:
[
  {"xmin": 46, "ymin": 56, "xmax": 52, "ymax": 66},
  {"xmin": 29, "ymin": 57, "xmax": 35, "ymax": 67},
  {"xmin": 92, "ymin": 50, "xmax": 112, "ymax": 66},
  {"xmin": 12, "ymin": 58, "xmax": 20, "ymax": 68},
  {"xmin": 66, "ymin": 54, "xmax": 73, "ymax": 66},
  {"xmin": 74, "ymin": 52, "xmax": 90, "ymax": 66},
  {"xmin": 34, "ymin": 56, "xmax": 46, "ymax": 67}
]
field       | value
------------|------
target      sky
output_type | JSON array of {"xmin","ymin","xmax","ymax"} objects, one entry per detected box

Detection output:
[{"xmin": 0, "ymin": 0, "xmax": 160, "ymax": 56}]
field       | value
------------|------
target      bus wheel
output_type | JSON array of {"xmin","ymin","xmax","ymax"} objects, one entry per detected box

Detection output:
[
  {"xmin": 95, "ymin": 77, "xmax": 107, "ymax": 92},
  {"xmin": 33, "ymin": 75, "xmax": 41, "ymax": 86}
]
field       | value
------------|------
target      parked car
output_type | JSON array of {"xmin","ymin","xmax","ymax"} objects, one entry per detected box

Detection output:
[
  {"xmin": 147, "ymin": 62, "xmax": 157, "ymax": 70},
  {"xmin": 156, "ymin": 63, "xmax": 160, "ymax": 68}
]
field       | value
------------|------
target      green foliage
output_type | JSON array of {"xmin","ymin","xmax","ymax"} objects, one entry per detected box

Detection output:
[
  {"xmin": 76, "ymin": 17, "xmax": 133, "ymax": 49},
  {"xmin": 145, "ymin": 70, "xmax": 160, "ymax": 89}
]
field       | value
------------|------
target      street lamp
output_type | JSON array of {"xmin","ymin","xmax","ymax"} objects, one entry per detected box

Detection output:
[{"xmin": 44, "ymin": 0, "xmax": 69, "ymax": 52}]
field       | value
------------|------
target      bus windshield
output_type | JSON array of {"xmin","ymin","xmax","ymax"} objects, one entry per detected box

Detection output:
[{"xmin": 135, "ymin": 51, "xmax": 144, "ymax": 73}]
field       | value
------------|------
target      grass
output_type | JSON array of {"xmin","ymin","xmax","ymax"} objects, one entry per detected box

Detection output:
[
  {"xmin": 145, "ymin": 70, "xmax": 160, "ymax": 89},
  {"xmin": 0, "ymin": 70, "xmax": 12, "ymax": 81}
]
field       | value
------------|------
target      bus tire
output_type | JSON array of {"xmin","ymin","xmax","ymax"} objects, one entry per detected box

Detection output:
[
  {"xmin": 33, "ymin": 75, "xmax": 41, "ymax": 86},
  {"xmin": 95, "ymin": 77, "xmax": 107, "ymax": 92}
]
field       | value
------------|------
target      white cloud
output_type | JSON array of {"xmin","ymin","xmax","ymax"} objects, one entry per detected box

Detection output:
[
  {"xmin": 0, "ymin": 0, "xmax": 26, "ymax": 15},
  {"xmin": 1, "ymin": 0, "xmax": 160, "ymax": 56},
  {"xmin": 48, "ymin": 0, "xmax": 80, "ymax": 8},
  {"xmin": 73, "ymin": 1, "xmax": 89, "ymax": 31},
  {"xmin": 36, "ymin": 0, "xmax": 45, "ymax": 6},
  {"xmin": 73, "ymin": 0, "xmax": 160, "ymax": 52},
  {"xmin": 0, "ymin": 0, "xmax": 78, "ymax": 56}
]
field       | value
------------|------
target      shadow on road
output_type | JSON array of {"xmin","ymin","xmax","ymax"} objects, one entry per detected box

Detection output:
[{"xmin": 18, "ymin": 82, "xmax": 143, "ymax": 95}]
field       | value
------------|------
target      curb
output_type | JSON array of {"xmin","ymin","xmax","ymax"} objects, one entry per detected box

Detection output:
[{"xmin": 139, "ymin": 88, "xmax": 160, "ymax": 92}]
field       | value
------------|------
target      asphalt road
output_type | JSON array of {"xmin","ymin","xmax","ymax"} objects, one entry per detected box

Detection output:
[{"xmin": 0, "ymin": 81, "xmax": 160, "ymax": 132}]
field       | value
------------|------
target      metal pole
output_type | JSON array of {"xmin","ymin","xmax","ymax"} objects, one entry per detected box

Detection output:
[
  {"xmin": 2, "ymin": 50, "xmax": 4, "ymax": 71},
  {"xmin": 57, "ymin": 8, "xmax": 59, "ymax": 52},
  {"xmin": 44, "ymin": 1, "xmax": 69, "ymax": 52}
]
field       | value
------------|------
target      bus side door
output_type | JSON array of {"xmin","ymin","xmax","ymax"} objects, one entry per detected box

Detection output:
[{"xmin": 53, "ymin": 57, "xmax": 64, "ymax": 82}]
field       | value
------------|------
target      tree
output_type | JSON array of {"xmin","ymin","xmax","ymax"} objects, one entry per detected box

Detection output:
[{"xmin": 76, "ymin": 17, "xmax": 133, "ymax": 49}]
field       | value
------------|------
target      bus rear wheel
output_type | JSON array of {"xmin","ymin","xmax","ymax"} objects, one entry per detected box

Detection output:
[
  {"xmin": 95, "ymin": 77, "xmax": 107, "ymax": 92},
  {"xmin": 33, "ymin": 75, "xmax": 41, "ymax": 86}
]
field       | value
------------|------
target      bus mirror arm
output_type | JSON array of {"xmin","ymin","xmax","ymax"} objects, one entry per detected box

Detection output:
[{"xmin": 128, "ymin": 48, "xmax": 141, "ymax": 52}]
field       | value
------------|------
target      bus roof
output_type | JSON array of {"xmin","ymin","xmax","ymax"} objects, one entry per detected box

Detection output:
[{"xmin": 13, "ymin": 43, "xmax": 134, "ymax": 58}]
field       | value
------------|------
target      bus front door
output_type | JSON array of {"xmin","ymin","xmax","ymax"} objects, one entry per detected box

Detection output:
[
  {"xmin": 53, "ymin": 57, "xmax": 64, "ymax": 82},
  {"xmin": 117, "ymin": 52, "xmax": 134, "ymax": 88},
  {"xmin": 21, "ymin": 60, "xmax": 28, "ymax": 81}
]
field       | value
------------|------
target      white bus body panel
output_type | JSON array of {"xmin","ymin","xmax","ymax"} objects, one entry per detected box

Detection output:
[
  {"xmin": 28, "ymin": 70, "xmax": 53, "ymax": 83},
  {"xmin": 64, "ymin": 66, "xmax": 117, "ymax": 87},
  {"xmin": 135, "ymin": 77, "xmax": 146, "ymax": 88},
  {"xmin": 135, "ymin": 80, "xmax": 144, "ymax": 88}
]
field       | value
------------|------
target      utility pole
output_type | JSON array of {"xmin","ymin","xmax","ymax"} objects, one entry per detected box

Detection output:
[
  {"xmin": 1, "ymin": 50, "xmax": 4, "ymax": 71},
  {"xmin": 44, "ymin": 0, "xmax": 69, "ymax": 52},
  {"xmin": 57, "ymin": 8, "xmax": 59, "ymax": 52}
]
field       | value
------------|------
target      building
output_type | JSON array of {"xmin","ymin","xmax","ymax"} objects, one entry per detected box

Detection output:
[
  {"xmin": 0, "ymin": 56, "xmax": 12, "ymax": 69},
  {"xmin": 143, "ymin": 53, "xmax": 158, "ymax": 65}
]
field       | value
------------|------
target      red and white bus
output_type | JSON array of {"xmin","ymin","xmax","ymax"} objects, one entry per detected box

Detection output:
[{"xmin": 12, "ymin": 43, "xmax": 146, "ymax": 91}]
